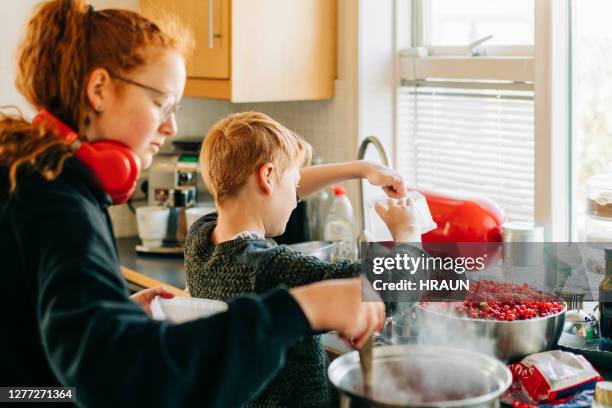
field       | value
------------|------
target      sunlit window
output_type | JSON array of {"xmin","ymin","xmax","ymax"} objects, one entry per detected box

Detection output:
[
  {"xmin": 422, "ymin": 0, "xmax": 533, "ymax": 46},
  {"xmin": 400, "ymin": 1, "xmax": 535, "ymax": 223}
]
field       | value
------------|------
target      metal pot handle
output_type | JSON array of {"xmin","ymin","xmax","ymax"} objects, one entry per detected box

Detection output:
[
  {"xmin": 377, "ymin": 315, "xmax": 421, "ymax": 345},
  {"xmin": 379, "ymin": 316, "xmax": 395, "ymax": 344}
]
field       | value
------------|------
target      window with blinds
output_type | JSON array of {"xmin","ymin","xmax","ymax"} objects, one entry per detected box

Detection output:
[{"xmin": 397, "ymin": 83, "xmax": 535, "ymax": 222}]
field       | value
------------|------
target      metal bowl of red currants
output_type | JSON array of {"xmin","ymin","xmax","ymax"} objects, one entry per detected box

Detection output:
[{"xmin": 416, "ymin": 280, "xmax": 566, "ymax": 362}]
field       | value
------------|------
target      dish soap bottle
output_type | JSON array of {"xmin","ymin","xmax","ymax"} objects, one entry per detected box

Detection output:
[
  {"xmin": 599, "ymin": 248, "xmax": 612, "ymax": 351},
  {"xmin": 324, "ymin": 186, "xmax": 356, "ymax": 260}
]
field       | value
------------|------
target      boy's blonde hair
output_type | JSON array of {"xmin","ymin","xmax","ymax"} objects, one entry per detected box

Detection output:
[{"xmin": 200, "ymin": 112, "xmax": 312, "ymax": 203}]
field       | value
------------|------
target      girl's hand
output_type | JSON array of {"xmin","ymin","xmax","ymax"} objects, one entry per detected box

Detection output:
[
  {"xmin": 361, "ymin": 161, "xmax": 407, "ymax": 199},
  {"xmin": 130, "ymin": 286, "xmax": 175, "ymax": 317},
  {"xmin": 374, "ymin": 197, "xmax": 421, "ymax": 242},
  {"xmin": 290, "ymin": 278, "xmax": 385, "ymax": 349}
]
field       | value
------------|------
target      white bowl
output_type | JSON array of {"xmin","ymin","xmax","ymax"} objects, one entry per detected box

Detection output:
[{"xmin": 151, "ymin": 297, "xmax": 228, "ymax": 323}]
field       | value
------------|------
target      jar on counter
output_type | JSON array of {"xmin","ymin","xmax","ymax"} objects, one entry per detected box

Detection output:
[
  {"xmin": 593, "ymin": 381, "xmax": 612, "ymax": 408},
  {"xmin": 586, "ymin": 163, "xmax": 612, "ymax": 242},
  {"xmin": 582, "ymin": 165, "xmax": 612, "ymax": 279},
  {"xmin": 502, "ymin": 222, "xmax": 545, "ymax": 288}
]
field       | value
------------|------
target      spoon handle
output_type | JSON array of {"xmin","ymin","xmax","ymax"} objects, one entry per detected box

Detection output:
[{"xmin": 359, "ymin": 335, "xmax": 374, "ymax": 396}]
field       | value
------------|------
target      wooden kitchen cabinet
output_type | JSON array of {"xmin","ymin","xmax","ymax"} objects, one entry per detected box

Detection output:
[{"xmin": 141, "ymin": 0, "xmax": 337, "ymax": 102}]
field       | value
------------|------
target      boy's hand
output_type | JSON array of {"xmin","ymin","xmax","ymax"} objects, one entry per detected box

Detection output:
[
  {"xmin": 361, "ymin": 161, "xmax": 407, "ymax": 198},
  {"xmin": 290, "ymin": 278, "xmax": 385, "ymax": 349},
  {"xmin": 374, "ymin": 197, "xmax": 421, "ymax": 242}
]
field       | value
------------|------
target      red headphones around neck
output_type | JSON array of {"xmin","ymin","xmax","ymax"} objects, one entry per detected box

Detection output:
[{"xmin": 32, "ymin": 109, "xmax": 141, "ymax": 204}]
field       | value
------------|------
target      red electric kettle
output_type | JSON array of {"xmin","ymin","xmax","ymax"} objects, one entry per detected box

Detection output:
[{"xmin": 416, "ymin": 189, "xmax": 504, "ymax": 264}]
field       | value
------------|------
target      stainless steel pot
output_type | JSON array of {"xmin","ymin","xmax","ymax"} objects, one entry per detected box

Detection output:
[
  {"xmin": 328, "ymin": 345, "xmax": 511, "ymax": 408},
  {"xmin": 288, "ymin": 240, "xmax": 337, "ymax": 262},
  {"xmin": 416, "ymin": 303, "xmax": 566, "ymax": 362}
]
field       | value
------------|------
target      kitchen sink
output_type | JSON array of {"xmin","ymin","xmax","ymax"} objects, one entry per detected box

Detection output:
[{"xmin": 287, "ymin": 240, "xmax": 337, "ymax": 262}]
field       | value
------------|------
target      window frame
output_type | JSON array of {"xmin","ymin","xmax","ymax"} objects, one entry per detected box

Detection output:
[
  {"xmin": 533, "ymin": 0, "xmax": 572, "ymax": 241},
  {"xmin": 394, "ymin": 0, "xmax": 571, "ymax": 241},
  {"xmin": 413, "ymin": 0, "xmax": 535, "ymax": 57}
]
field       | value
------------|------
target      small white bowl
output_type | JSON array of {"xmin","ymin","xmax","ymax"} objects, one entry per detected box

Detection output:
[{"xmin": 151, "ymin": 297, "xmax": 228, "ymax": 323}]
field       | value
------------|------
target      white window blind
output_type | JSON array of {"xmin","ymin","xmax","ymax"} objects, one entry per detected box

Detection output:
[{"xmin": 397, "ymin": 84, "xmax": 534, "ymax": 222}]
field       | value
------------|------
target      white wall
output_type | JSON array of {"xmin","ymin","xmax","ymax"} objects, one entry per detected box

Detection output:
[
  {"xmin": 358, "ymin": 0, "xmax": 395, "ymax": 159},
  {"xmin": 356, "ymin": 0, "xmax": 400, "ymax": 228},
  {"xmin": 0, "ymin": 1, "xmax": 39, "ymax": 114},
  {"xmin": 0, "ymin": 0, "xmax": 138, "ymax": 113}
]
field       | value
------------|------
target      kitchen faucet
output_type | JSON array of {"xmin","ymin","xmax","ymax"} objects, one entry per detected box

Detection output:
[
  {"xmin": 467, "ymin": 34, "xmax": 493, "ymax": 56},
  {"xmin": 356, "ymin": 136, "xmax": 390, "ymax": 245}
]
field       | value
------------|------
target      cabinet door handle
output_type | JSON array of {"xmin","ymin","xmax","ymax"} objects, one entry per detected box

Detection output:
[{"xmin": 209, "ymin": 0, "xmax": 214, "ymax": 48}]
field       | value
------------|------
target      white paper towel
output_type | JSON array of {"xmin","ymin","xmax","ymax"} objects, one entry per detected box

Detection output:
[{"xmin": 364, "ymin": 191, "xmax": 437, "ymax": 241}]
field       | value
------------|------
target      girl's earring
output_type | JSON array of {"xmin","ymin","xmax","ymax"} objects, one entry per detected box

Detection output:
[{"xmin": 97, "ymin": 105, "xmax": 103, "ymax": 112}]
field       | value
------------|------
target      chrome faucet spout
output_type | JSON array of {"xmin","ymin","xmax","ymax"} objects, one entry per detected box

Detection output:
[
  {"xmin": 357, "ymin": 136, "xmax": 390, "ymax": 166},
  {"xmin": 357, "ymin": 136, "xmax": 390, "ymax": 244}
]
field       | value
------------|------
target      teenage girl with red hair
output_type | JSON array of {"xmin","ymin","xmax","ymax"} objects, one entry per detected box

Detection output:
[{"xmin": 0, "ymin": 1, "xmax": 383, "ymax": 406}]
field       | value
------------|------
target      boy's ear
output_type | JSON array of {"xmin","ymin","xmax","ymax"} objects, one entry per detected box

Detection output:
[{"xmin": 257, "ymin": 163, "xmax": 275, "ymax": 195}]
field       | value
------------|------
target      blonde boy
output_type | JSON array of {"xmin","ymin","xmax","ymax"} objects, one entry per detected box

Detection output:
[{"xmin": 185, "ymin": 112, "xmax": 420, "ymax": 407}]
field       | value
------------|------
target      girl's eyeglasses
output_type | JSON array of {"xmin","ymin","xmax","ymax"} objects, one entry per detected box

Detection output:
[{"xmin": 109, "ymin": 72, "xmax": 180, "ymax": 123}]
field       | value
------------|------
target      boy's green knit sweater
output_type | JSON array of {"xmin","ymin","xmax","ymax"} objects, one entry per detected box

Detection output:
[{"xmin": 184, "ymin": 213, "xmax": 359, "ymax": 408}]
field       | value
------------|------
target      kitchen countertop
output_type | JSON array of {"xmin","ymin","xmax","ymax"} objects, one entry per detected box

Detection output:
[
  {"xmin": 116, "ymin": 237, "xmax": 345, "ymax": 357},
  {"xmin": 117, "ymin": 236, "xmax": 187, "ymax": 291}
]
